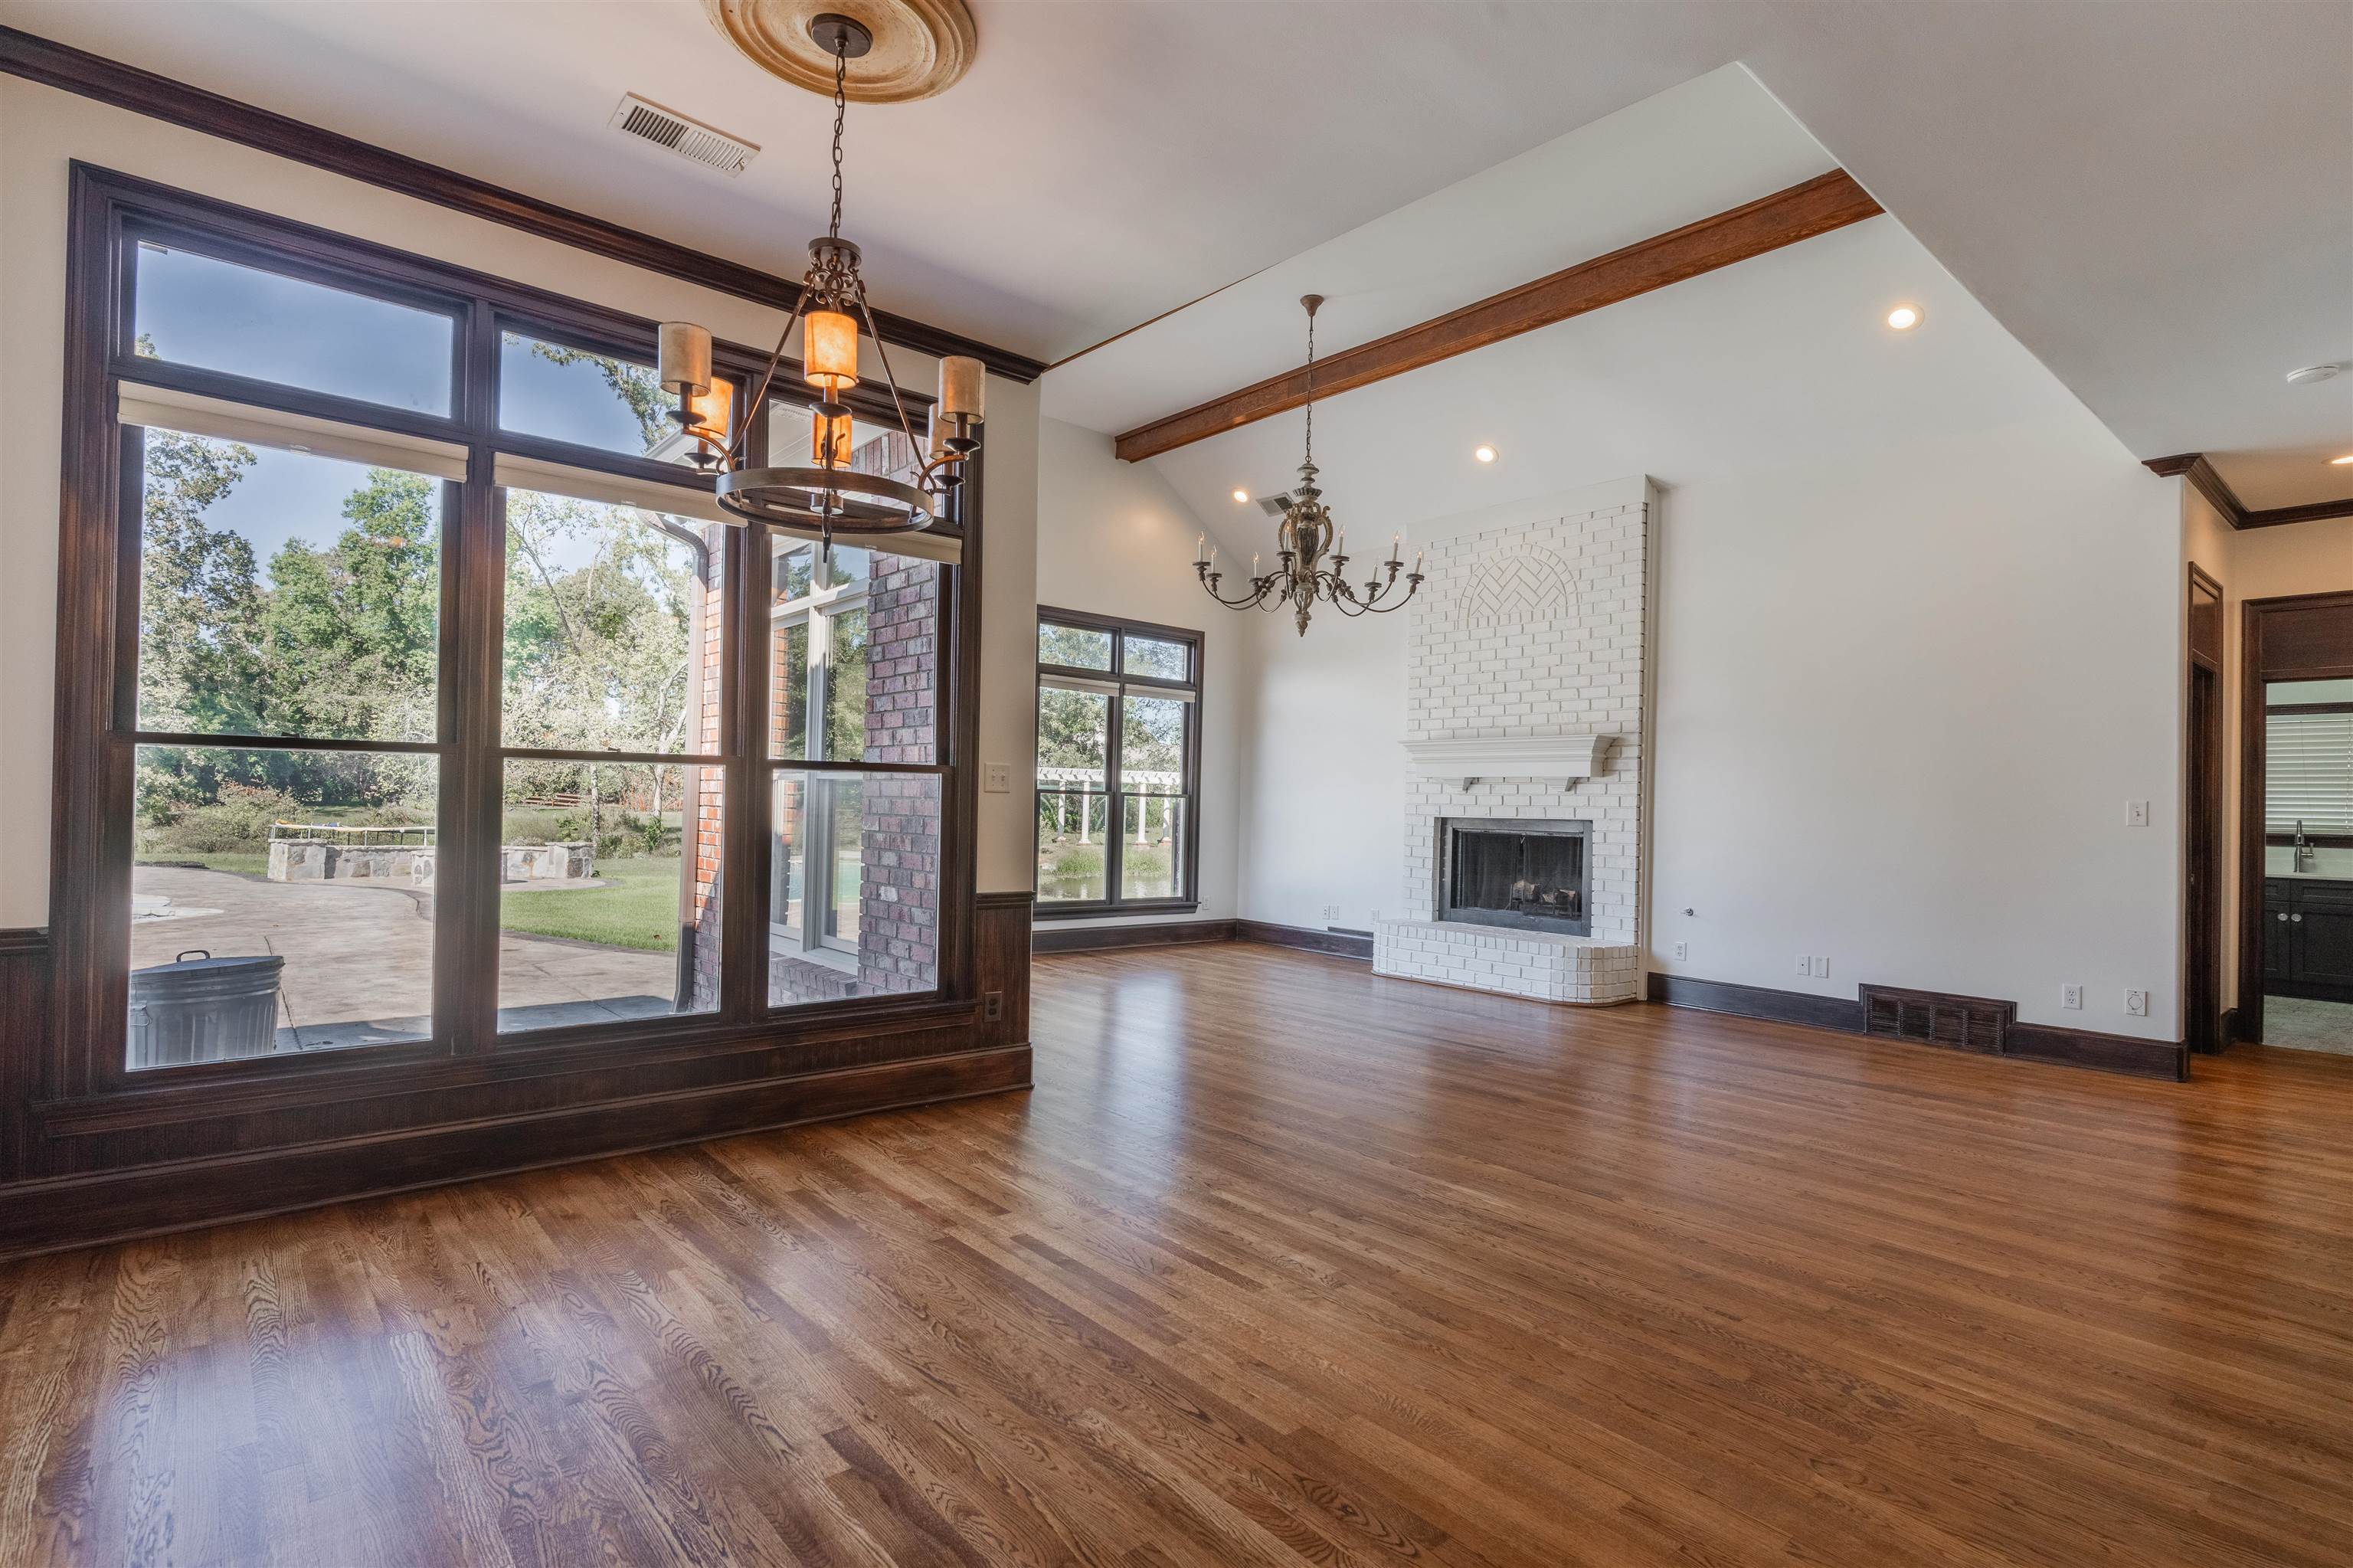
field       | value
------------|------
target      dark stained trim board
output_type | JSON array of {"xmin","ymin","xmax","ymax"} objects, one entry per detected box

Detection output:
[
  {"xmin": 1033, "ymin": 918, "xmax": 1237, "ymax": 954},
  {"xmin": 1648, "ymin": 973, "xmax": 2186, "ymax": 1081},
  {"xmin": 0, "ymin": 25, "xmax": 1045, "ymax": 381},
  {"xmin": 1236, "ymin": 920, "xmax": 1374, "ymax": 960},
  {"xmin": 2146, "ymin": 453, "xmax": 2353, "ymax": 531},
  {"xmin": 1114, "ymin": 171, "xmax": 1883, "ymax": 461}
]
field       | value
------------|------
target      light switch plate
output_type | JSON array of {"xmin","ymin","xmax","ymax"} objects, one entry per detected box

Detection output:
[
  {"xmin": 983, "ymin": 762, "xmax": 1010, "ymax": 794},
  {"xmin": 1811, "ymin": 955, "xmax": 1830, "ymax": 979},
  {"xmin": 2126, "ymin": 800, "xmax": 2150, "ymax": 827}
]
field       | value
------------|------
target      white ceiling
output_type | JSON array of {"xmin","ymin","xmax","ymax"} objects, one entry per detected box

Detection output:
[
  {"xmin": 5, "ymin": 1, "xmax": 2346, "ymax": 499},
  {"xmin": 1144, "ymin": 214, "xmax": 2094, "ymax": 565}
]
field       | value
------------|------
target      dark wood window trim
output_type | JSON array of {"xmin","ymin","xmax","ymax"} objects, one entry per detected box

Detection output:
[
  {"xmin": 43, "ymin": 164, "xmax": 984, "ymax": 1121},
  {"xmin": 1033, "ymin": 607, "xmax": 1204, "ymax": 920}
]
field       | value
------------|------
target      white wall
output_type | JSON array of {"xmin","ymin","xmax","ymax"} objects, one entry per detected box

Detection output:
[
  {"xmin": 1648, "ymin": 414, "xmax": 2182, "ymax": 1039},
  {"xmin": 1229, "ymin": 411, "xmax": 2185, "ymax": 1039},
  {"xmin": 0, "ymin": 78, "xmax": 1042, "ymax": 921},
  {"xmin": 1033, "ymin": 418, "xmax": 1239, "ymax": 922}
]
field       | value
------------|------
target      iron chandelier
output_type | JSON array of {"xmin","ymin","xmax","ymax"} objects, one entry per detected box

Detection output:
[
  {"xmin": 656, "ymin": 13, "xmax": 981, "ymax": 550},
  {"xmin": 1194, "ymin": 294, "xmax": 1422, "ymax": 636}
]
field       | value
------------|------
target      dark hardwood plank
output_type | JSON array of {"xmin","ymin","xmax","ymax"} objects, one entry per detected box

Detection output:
[
  {"xmin": 1114, "ymin": 171, "xmax": 1882, "ymax": 461},
  {"xmin": 5, "ymin": 943, "xmax": 2353, "ymax": 1566}
]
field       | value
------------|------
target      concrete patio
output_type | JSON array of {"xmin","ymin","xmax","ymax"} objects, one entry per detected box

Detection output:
[{"xmin": 129, "ymin": 863, "xmax": 689, "ymax": 1053}]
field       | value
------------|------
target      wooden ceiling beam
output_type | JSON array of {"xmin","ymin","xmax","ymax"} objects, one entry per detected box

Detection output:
[{"xmin": 1113, "ymin": 169, "xmax": 1884, "ymax": 463}]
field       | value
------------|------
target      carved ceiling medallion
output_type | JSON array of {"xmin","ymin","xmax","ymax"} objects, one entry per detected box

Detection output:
[{"xmin": 703, "ymin": 0, "xmax": 977, "ymax": 103}]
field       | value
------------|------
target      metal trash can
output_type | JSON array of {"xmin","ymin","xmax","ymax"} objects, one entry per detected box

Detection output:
[{"xmin": 126, "ymin": 950, "xmax": 284, "ymax": 1069}]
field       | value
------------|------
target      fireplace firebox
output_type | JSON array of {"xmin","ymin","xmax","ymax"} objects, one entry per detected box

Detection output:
[{"xmin": 1436, "ymin": 818, "xmax": 1591, "ymax": 935}]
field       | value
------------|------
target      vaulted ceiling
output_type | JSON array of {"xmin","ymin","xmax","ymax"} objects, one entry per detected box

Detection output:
[{"xmin": 5, "ymin": 0, "xmax": 2346, "ymax": 503}]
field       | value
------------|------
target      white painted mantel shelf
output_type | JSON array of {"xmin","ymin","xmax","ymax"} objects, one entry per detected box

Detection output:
[{"xmin": 1400, "ymin": 735, "xmax": 1610, "ymax": 787}]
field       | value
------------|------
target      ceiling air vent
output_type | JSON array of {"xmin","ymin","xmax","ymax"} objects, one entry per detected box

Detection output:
[
  {"xmin": 609, "ymin": 94, "xmax": 758, "ymax": 176},
  {"xmin": 1257, "ymin": 493, "xmax": 1293, "ymax": 519}
]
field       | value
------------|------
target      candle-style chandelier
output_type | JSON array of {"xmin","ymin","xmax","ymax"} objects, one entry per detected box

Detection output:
[
  {"xmin": 656, "ymin": 12, "xmax": 982, "ymax": 550},
  {"xmin": 1193, "ymin": 293, "xmax": 1422, "ymax": 637}
]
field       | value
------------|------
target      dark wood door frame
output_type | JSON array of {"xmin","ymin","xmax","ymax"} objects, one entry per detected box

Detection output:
[
  {"xmin": 2236, "ymin": 588, "xmax": 2353, "ymax": 1045},
  {"xmin": 2185, "ymin": 565, "xmax": 2224, "ymax": 1052}
]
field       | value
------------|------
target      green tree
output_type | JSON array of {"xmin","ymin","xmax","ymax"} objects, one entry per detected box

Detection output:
[
  {"xmin": 137, "ymin": 427, "xmax": 263, "ymax": 735},
  {"xmin": 526, "ymin": 340, "xmax": 670, "ymax": 450}
]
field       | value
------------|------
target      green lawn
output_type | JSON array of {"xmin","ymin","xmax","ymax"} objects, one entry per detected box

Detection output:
[
  {"xmin": 136, "ymin": 852, "xmax": 271, "ymax": 877},
  {"xmin": 501, "ymin": 856, "xmax": 683, "ymax": 951}
]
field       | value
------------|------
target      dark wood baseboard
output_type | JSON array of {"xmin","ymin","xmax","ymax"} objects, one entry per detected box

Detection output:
[
  {"xmin": 1647, "ymin": 972, "xmax": 1864, "ymax": 1033},
  {"xmin": 1235, "ymin": 921, "xmax": 1374, "ymax": 961},
  {"xmin": 0, "ymin": 1044, "xmax": 1031, "ymax": 1260},
  {"xmin": 2003, "ymin": 1023, "xmax": 2189, "ymax": 1082},
  {"xmin": 1649, "ymin": 972, "xmax": 2187, "ymax": 1081},
  {"xmin": 0, "ymin": 26, "xmax": 1043, "ymax": 381},
  {"xmin": 1033, "ymin": 918, "xmax": 1235, "ymax": 954}
]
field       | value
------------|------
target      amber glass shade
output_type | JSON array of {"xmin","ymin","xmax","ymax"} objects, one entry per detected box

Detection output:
[
  {"xmin": 685, "ymin": 379, "xmax": 732, "ymax": 447},
  {"xmin": 938, "ymin": 354, "xmax": 984, "ymax": 420},
  {"xmin": 813, "ymin": 409, "xmax": 854, "ymax": 466},
  {"xmin": 803, "ymin": 309, "xmax": 860, "ymax": 391}
]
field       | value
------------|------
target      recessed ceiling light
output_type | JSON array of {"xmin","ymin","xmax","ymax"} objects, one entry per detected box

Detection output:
[
  {"xmin": 1886, "ymin": 305, "xmax": 1920, "ymax": 330},
  {"xmin": 1232, "ymin": 488, "xmax": 1249, "ymax": 503},
  {"xmin": 2286, "ymin": 363, "xmax": 2345, "ymax": 385},
  {"xmin": 1474, "ymin": 444, "xmax": 1497, "ymax": 463}
]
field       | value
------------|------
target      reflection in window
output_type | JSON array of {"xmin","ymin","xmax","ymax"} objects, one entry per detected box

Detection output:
[
  {"xmin": 129, "ymin": 744, "xmax": 437, "ymax": 1066},
  {"xmin": 770, "ymin": 771, "xmax": 940, "ymax": 1007},
  {"xmin": 133, "ymin": 243, "xmax": 455, "ymax": 414},
  {"xmin": 496, "ymin": 761, "xmax": 721, "ymax": 1033},
  {"xmin": 502, "ymin": 489, "xmax": 721, "ymax": 754},
  {"xmin": 1122, "ymin": 633, "xmax": 1190, "ymax": 681},
  {"xmin": 1039, "ymin": 623, "xmax": 1113, "ymax": 670},
  {"xmin": 134, "ymin": 430, "xmax": 441, "ymax": 743},
  {"xmin": 499, "ymin": 332, "xmax": 713, "ymax": 461},
  {"xmin": 771, "ymin": 533, "xmax": 935, "ymax": 766}
]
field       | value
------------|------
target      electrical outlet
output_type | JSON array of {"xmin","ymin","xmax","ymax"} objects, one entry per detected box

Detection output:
[
  {"xmin": 1795, "ymin": 954, "xmax": 1811, "ymax": 976},
  {"xmin": 1811, "ymin": 955, "xmax": 1829, "ymax": 979},
  {"xmin": 983, "ymin": 762, "xmax": 1010, "ymax": 794},
  {"xmin": 1671, "ymin": 941, "xmax": 1689, "ymax": 961},
  {"xmin": 2126, "ymin": 800, "xmax": 2150, "ymax": 827},
  {"xmin": 2125, "ymin": 988, "xmax": 2149, "ymax": 1017},
  {"xmin": 983, "ymin": 990, "xmax": 1005, "ymax": 1023},
  {"xmin": 1320, "ymin": 903, "xmax": 1340, "ymax": 921},
  {"xmin": 2061, "ymin": 984, "xmax": 2083, "ymax": 1010}
]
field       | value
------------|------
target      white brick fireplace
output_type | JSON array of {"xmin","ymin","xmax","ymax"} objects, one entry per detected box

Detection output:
[{"xmin": 1374, "ymin": 482, "xmax": 1652, "ymax": 1004}]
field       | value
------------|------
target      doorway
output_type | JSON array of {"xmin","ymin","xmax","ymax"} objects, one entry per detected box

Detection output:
[
  {"xmin": 2239, "ymin": 590, "xmax": 2353, "ymax": 1052},
  {"xmin": 2185, "ymin": 565, "xmax": 2224, "ymax": 1051}
]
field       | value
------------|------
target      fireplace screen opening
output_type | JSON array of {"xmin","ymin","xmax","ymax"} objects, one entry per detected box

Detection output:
[{"xmin": 1438, "ymin": 819, "xmax": 1591, "ymax": 935}]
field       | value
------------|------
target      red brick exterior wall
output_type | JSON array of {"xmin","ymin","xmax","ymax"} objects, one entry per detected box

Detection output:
[
  {"xmin": 686, "ymin": 523, "xmax": 726, "ymax": 1011},
  {"xmin": 858, "ymin": 552, "xmax": 940, "ymax": 994}
]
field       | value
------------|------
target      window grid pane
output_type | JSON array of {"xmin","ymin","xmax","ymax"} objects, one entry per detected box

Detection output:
[{"xmin": 769, "ymin": 769, "xmax": 941, "ymax": 1008}]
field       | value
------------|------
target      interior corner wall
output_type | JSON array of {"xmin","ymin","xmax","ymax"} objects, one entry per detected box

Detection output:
[
  {"xmin": 0, "ymin": 76, "xmax": 1044, "ymax": 921},
  {"xmin": 1652, "ymin": 412, "xmax": 2184, "ymax": 1039},
  {"xmin": 2181, "ymin": 495, "xmax": 2353, "ymax": 1013},
  {"xmin": 1033, "ymin": 417, "xmax": 1239, "ymax": 923}
]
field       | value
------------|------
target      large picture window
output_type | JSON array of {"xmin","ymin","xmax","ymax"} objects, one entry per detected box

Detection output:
[
  {"xmin": 1034, "ymin": 609, "xmax": 1201, "ymax": 916},
  {"xmin": 50, "ymin": 167, "xmax": 972, "ymax": 1094}
]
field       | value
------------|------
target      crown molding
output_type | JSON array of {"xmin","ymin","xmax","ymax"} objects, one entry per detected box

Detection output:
[{"xmin": 2146, "ymin": 453, "xmax": 2353, "ymax": 530}]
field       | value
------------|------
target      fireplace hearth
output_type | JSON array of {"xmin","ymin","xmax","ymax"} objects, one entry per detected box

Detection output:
[{"xmin": 1437, "ymin": 818, "xmax": 1591, "ymax": 935}]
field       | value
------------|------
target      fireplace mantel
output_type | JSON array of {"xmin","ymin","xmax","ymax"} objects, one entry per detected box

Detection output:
[{"xmin": 1402, "ymin": 735, "xmax": 1609, "ymax": 788}]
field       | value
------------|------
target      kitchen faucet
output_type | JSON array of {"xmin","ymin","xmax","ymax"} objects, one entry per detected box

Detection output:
[{"xmin": 2296, "ymin": 820, "xmax": 2317, "ymax": 875}]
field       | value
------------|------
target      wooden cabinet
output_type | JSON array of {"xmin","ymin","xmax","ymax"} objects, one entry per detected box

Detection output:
[{"xmin": 2263, "ymin": 878, "xmax": 2353, "ymax": 1002}]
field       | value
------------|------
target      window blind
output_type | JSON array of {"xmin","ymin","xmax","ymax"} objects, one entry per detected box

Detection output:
[{"xmin": 2266, "ymin": 709, "xmax": 2353, "ymax": 835}]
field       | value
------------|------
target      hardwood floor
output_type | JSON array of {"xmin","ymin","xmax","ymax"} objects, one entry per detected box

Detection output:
[{"xmin": 5, "ymin": 942, "xmax": 2353, "ymax": 1566}]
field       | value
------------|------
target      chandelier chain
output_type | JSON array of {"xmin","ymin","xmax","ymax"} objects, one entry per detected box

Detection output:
[
  {"xmin": 827, "ymin": 42, "xmax": 847, "ymax": 241},
  {"xmin": 1303, "ymin": 308, "xmax": 1315, "ymax": 470}
]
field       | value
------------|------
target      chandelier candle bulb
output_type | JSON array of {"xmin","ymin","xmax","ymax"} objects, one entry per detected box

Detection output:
[
  {"xmin": 1194, "ymin": 534, "xmax": 1205, "ymax": 564},
  {"xmin": 656, "ymin": 322, "xmax": 712, "ymax": 393},
  {"xmin": 803, "ymin": 308, "xmax": 861, "ymax": 391},
  {"xmin": 938, "ymin": 355, "xmax": 985, "ymax": 420}
]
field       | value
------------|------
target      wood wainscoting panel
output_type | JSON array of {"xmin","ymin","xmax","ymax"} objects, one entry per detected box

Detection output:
[
  {"xmin": 975, "ymin": 890, "xmax": 1033, "ymax": 1048},
  {"xmin": 0, "ymin": 928, "xmax": 48, "ymax": 1183}
]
